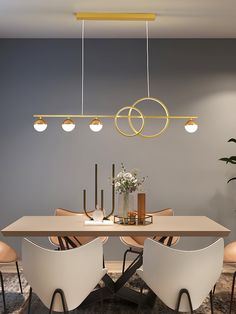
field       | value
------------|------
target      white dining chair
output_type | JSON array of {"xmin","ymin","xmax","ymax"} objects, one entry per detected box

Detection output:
[
  {"xmin": 22, "ymin": 237, "xmax": 107, "ymax": 313},
  {"xmin": 137, "ymin": 238, "xmax": 224, "ymax": 313}
]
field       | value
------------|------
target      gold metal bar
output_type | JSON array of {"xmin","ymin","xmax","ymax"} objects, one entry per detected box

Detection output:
[
  {"xmin": 33, "ymin": 114, "xmax": 198, "ymax": 119},
  {"xmin": 75, "ymin": 12, "xmax": 157, "ymax": 21},
  {"xmin": 33, "ymin": 114, "xmax": 115, "ymax": 118}
]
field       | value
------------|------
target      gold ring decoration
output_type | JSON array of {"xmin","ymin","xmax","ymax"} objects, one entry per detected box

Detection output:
[
  {"xmin": 114, "ymin": 106, "xmax": 145, "ymax": 137},
  {"xmin": 129, "ymin": 97, "xmax": 170, "ymax": 138}
]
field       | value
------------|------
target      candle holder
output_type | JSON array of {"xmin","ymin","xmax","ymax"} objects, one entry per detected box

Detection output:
[{"xmin": 83, "ymin": 164, "xmax": 115, "ymax": 220}]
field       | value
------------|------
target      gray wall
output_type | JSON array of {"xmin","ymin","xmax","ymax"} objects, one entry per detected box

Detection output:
[{"xmin": 0, "ymin": 39, "xmax": 236, "ymax": 260}]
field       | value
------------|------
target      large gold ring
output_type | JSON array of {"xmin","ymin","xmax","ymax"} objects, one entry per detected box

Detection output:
[
  {"xmin": 114, "ymin": 106, "xmax": 144, "ymax": 137},
  {"xmin": 129, "ymin": 97, "xmax": 170, "ymax": 138}
]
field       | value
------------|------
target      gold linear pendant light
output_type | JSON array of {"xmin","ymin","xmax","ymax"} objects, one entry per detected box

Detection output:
[
  {"xmin": 75, "ymin": 12, "xmax": 157, "ymax": 21},
  {"xmin": 33, "ymin": 12, "xmax": 198, "ymax": 137}
]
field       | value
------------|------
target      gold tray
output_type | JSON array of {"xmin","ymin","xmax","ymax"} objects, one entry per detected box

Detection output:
[{"xmin": 114, "ymin": 214, "xmax": 153, "ymax": 225}]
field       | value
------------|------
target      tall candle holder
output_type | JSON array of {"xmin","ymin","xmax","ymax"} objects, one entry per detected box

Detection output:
[{"xmin": 83, "ymin": 164, "xmax": 115, "ymax": 220}]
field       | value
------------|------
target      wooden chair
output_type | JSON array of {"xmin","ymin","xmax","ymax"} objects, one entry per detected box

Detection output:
[
  {"xmin": 0, "ymin": 241, "xmax": 23, "ymax": 312},
  {"xmin": 120, "ymin": 208, "xmax": 179, "ymax": 273},
  {"xmin": 49, "ymin": 208, "xmax": 108, "ymax": 249},
  {"xmin": 224, "ymin": 241, "xmax": 236, "ymax": 313},
  {"xmin": 22, "ymin": 238, "xmax": 107, "ymax": 313},
  {"xmin": 137, "ymin": 238, "xmax": 224, "ymax": 313}
]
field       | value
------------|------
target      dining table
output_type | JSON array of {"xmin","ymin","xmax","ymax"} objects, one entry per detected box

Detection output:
[{"xmin": 1, "ymin": 215, "xmax": 231, "ymax": 306}]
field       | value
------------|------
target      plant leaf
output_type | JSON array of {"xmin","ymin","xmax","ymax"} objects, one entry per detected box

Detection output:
[
  {"xmin": 219, "ymin": 157, "xmax": 236, "ymax": 164},
  {"xmin": 228, "ymin": 138, "xmax": 236, "ymax": 143},
  {"xmin": 227, "ymin": 177, "xmax": 236, "ymax": 183},
  {"xmin": 219, "ymin": 157, "xmax": 229, "ymax": 161},
  {"xmin": 219, "ymin": 157, "xmax": 231, "ymax": 163},
  {"xmin": 228, "ymin": 156, "xmax": 236, "ymax": 164}
]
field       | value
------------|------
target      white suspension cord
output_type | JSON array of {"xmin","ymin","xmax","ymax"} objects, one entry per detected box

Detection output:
[
  {"xmin": 146, "ymin": 21, "xmax": 150, "ymax": 98},
  {"xmin": 81, "ymin": 20, "xmax": 85, "ymax": 115}
]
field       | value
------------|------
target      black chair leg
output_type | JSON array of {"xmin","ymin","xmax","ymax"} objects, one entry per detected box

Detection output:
[
  {"xmin": 175, "ymin": 288, "xmax": 194, "ymax": 314},
  {"xmin": 209, "ymin": 290, "xmax": 214, "ymax": 314},
  {"xmin": 122, "ymin": 249, "xmax": 131, "ymax": 274},
  {"xmin": 212, "ymin": 283, "xmax": 216, "ymax": 295},
  {"xmin": 100, "ymin": 285, "xmax": 103, "ymax": 314},
  {"xmin": 103, "ymin": 254, "xmax": 105, "ymax": 268},
  {"xmin": 15, "ymin": 261, "xmax": 23, "ymax": 294},
  {"xmin": 49, "ymin": 288, "xmax": 68, "ymax": 314},
  {"xmin": 229, "ymin": 271, "xmax": 236, "ymax": 314},
  {"xmin": 0, "ymin": 271, "xmax": 6, "ymax": 313},
  {"xmin": 122, "ymin": 248, "xmax": 142, "ymax": 274},
  {"xmin": 28, "ymin": 287, "xmax": 32, "ymax": 314},
  {"xmin": 138, "ymin": 283, "xmax": 145, "ymax": 314}
]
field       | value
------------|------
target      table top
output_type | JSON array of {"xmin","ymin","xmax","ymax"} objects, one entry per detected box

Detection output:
[{"xmin": 1, "ymin": 216, "xmax": 230, "ymax": 237}]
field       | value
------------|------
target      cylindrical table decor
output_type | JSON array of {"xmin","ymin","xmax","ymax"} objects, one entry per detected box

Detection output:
[{"xmin": 138, "ymin": 193, "xmax": 146, "ymax": 224}]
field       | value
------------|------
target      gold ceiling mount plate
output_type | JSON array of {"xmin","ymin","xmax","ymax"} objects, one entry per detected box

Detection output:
[{"xmin": 75, "ymin": 12, "xmax": 157, "ymax": 21}]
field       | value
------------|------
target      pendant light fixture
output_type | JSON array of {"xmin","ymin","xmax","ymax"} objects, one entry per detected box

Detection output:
[
  {"xmin": 34, "ymin": 118, "xmax": 47, "ymax": 132},
  {"xmin": 33, "ymin": 12, "xmax": 198, "ymax": 138},
  {"xmin": 61, "ymin": 118, "xmax": 75, "ymax": 132},
  {"xmin": 89, "ymin": 118, "xmax": 103, "ymax": 132},
  {"xmin": 185, "ymin": 118, "xmax": 198, "ymax": 133}
]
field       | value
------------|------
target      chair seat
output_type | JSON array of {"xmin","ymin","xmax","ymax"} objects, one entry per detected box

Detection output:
[
  {"xmin": 120, "ymin": 237, "xmax": 144, "ymax": 249},
  {"xmin": 0, "ymin": 241, "xmax": 17, "ymax": 263},
  {"xmin": 224, "ymin": 241, "xmax": 236, "ymax": 263},
  {"xmin": 49, "ymin": 208, "xmax": 108, "ymax": 248}
]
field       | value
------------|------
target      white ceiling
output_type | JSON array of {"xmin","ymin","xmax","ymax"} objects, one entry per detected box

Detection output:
[{"xmin": 0, "ymin": 0, "xmax": 236, "ymax": 38}]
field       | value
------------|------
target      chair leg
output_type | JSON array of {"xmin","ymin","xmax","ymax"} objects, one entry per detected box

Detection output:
[
  {"xmin": 49, "ymin": 288, "xmax": 68, "ymax": 314},
  {"xmin": 100, "ymin": 285, "xmax": 103, "ymax": 314},
  {"xmin": 209, "ymin": 290, "xmax": 214, "ymax": 314},
  {"xmin": 28, "ymin": 287, "xmax": 32, "ymax": 314},
  {"xmin": 0, "ymin": 271, "xmax": 6, "ymax": 313},
  {"xmin": 229, "ymin": 271, "xmax": 236, "ymax": 314},
  {"xmin": 212, "ymin": 283, "xmax": 216, "ymax": 295},
  {"xmin": 122, "ymin": 248, "xmax": 142, "ymax": 274},
  {"xmin": 103, "ymin": 254, "xmax": 105, "ymax": 268},
  {"xmin": 15, "ymin": 261, "xmax": 23, "ymax": 294},
  {"xmin": 122, "ymin": 248, "xmax": 131, "ymax": 274},
  {"xmin": 138, "ymin": 283, "xmax": 145, "ymax": 314},
  {"xmin": 175, "ymin": 288, "xmax": 194, "ymax": 314}
]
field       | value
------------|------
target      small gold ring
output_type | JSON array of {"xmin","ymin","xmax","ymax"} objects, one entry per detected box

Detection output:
[{"xmin": 114, "ymin": 106, "xmax": 145, "ymax": 137}]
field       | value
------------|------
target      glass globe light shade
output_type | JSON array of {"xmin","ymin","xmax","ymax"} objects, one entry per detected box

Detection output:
[
  {"xmin": 62, "ymin": 119, "xmax": 75, "ymax": 132},
  {"xmin": 184, "ymin": 119, "xmax": 198, "ymax": 133},
  {"xmin": 89, "ymin": 118, "xmax": 103, "ymax": 132},
  {"xmin": 34, "ymin": 118, "xmax": 47, "ymax": 132}
]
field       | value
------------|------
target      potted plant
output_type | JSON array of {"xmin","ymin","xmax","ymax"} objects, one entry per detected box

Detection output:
[
  {"xmin": 219, "ymin": 138, "xmax": 236, "ymax": 263},
  {"xmin": 114, "ymin": 163, "xmax": 146, "ymax": 223},
  {"xmin": 219, "ymin": 138, "xmax": 236, "ymax": 183}
]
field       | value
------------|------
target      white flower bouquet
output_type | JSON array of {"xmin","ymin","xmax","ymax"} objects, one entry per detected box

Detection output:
[{"xmin": 114, "ymin": 163, "xmax": 146, "ymax": 194}]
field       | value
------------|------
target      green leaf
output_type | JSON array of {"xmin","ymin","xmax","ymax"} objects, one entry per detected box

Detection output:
[
  {"xmin": 228, "ymin": 156, "xmax": 236, "ymax": 164},
  {"xmin": 219, "ymin": 157, "xmax": 236, "ymax": 164},
  {"xmin": 228, "ymin": 138, "xmax": 236, "ymax": 143},
  {"xmin": 227, "ymin": 177, "xmax": 236, "ymax": 183}
]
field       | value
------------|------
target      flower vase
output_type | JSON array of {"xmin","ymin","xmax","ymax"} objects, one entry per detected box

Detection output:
[{"xmin": 118, "ymin": 192, "xmax": 134, "ymax": 224}]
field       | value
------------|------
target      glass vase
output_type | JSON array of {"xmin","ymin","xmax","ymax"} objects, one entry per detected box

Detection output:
[{"xmin": 118, "ymin": 192, "xmax": 134, "ymax": 224}]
